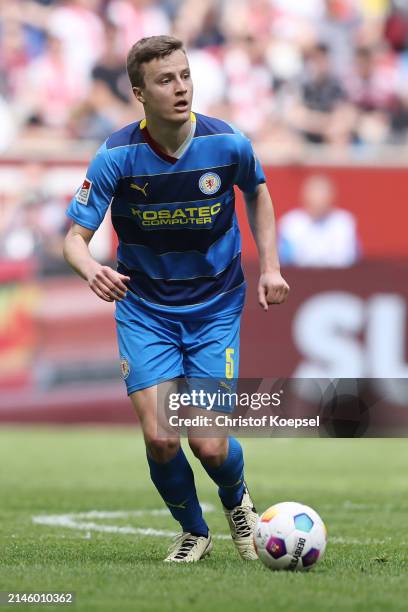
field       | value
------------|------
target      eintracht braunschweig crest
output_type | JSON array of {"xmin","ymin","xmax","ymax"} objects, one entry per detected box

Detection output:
[
  {"xmin": 198, "ymin": 172, "xmax": 221, "ymax": 195},
  {"xmin": 120, "ymin": 357, "xmax": 130, "ymax": 379}
]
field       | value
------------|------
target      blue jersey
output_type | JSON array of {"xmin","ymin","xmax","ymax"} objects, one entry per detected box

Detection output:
[{"xmin": 66, "ymin": 112, "xmax": 266, "ymax": 317}]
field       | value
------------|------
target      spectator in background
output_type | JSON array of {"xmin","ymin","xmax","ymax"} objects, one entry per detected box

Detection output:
[
  {"xmin": 347, "ymin": 46, "xmax": 395, "ymax": 113},
  {"xmin": 0, "ymin": 94, "xmax": 16, "ymax": 151},
  {"xmin": 0, "ymin": 15, "xmax": 31, "ymax": 99},
  {"xmin": 346, "ymin": 45, "xmax": 396, "ymax": 144},
  {"xmin": 68, "ymin": 20, "xmax": 137, "ymax": 140},
  {"xmin": 0, "ymin": 162, "xmax": 68, "ymax": 274},
  {"xmin": 191, "ymin": 0, "xmax": 224, "ymax": 48},
  {"xmin": 0, "ymin": 0, "xmax": 407, "ymax": 154},
  {"xmin": 222, "ymin": 34, "xmax": 274, "ymax": 138},
  {"xmin": 272, "ymin": 0, "xmax": 324, "ymax": 20},
  {"xmin": 221, "ymin": 0, "xmax": 276, "ymax": 40},
  {"xmin": 287, "ymin": 42, "xmax": 356, "ymax": 146},
  {"xmin": 278, "ymin": 174, "xmax": 360, "ymax": 267},
  {"xmin": 185, "ymin": 46, "xmax": 225, "ymax": 115},
  {"xmin": 391, "ymin": 83, "xmax": 408, "ymax": 141},
  {"xmin": 173, "ymin": 0, "xmax": 224, "ymax": 48},
  {"xmin": 47, "ymin": 0, "xmax": 105, "ymax": 90},
  {"xmin": 106, "ymin": 0, "xmax": 171, "ymax": 54},
  {"xmin": 91, "ymin": 21, "xmax": 130, "ymax": 105},
  {"xmin": 316, "ymin": 0, "xmax": 362, "ymax": 78},
  {"xmin": 385, "ymin": 0, "xmax": 408, "ymax": 52},
  {"xmin": 18, "ymin": 32, "xmax": 81, "ymax": 130}
]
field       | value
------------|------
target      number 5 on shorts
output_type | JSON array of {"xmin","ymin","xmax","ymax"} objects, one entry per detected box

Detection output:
[{"xmin": 225, "ymin": 348, "xmax": 235, "ymax": 379}]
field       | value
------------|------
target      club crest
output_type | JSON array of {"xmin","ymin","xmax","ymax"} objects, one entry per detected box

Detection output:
[
  {"xmin": 120, "ymin": 357, "xmax": 130, "ymax": 379},
  {"xmin": 198, "ymin": 172, "xmax": 221, "ymax": 195}
]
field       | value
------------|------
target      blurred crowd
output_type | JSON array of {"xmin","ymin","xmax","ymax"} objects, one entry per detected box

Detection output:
[{"xmin": 1, "ymin": 0, "xmax": 408, "ymax": 156}]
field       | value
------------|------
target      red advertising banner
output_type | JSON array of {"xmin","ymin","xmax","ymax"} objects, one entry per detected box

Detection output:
[
  {"xmin": 0, "ymin": 261, "xmax": 407, "ymax": 422},
  {"xmin": 0, "ymin": 261, "xmax": 39, "ymax": 390},
  {"xmin": 241, "ymin": 260, "xmax": 408, "ymax": 378},
  {"xmin": 236, "ymin": 166, "xmax": 408, "ymax": 261}
]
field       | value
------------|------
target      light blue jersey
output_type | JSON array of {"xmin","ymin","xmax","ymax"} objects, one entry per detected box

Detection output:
[
  {"xmin": 66, "ymin": 112, "xmax": 265, "ymax": 317},
  {"xmin": 67, "ymin": 112, "xmax": 265, "ymax": 391}
]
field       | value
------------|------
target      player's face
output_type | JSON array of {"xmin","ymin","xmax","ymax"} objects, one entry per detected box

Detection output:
[{"xmin": 136, "ymin": 50, "xmax": 193, "ymax": 124}]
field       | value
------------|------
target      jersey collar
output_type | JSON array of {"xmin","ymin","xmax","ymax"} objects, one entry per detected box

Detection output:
[{"xmin": 140, "ymin": 112, "xmax": 196, "ymax": 164}]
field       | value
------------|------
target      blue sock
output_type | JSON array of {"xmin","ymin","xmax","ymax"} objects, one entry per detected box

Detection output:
[
  {"xmin": 147, "ymin": 447, "xmax": 208, "ymax": 537},
  {"xmin": 202, "ymin": 437, "xmax": 245, "ymax": 509}
]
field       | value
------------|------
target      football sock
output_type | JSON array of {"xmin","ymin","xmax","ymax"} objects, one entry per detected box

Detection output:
[
  {"xmin": 147, "ymin": 447, "xmax": 209, "ymax": 537},
  {"xmin": 202, "ymin": 436, "xmax": 245, "ymax": 510}
]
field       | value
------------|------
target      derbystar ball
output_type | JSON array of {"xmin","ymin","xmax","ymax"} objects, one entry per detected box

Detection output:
[{"xmin": 254, "ymin": 501, "xmax": 327, "ymax": 570}]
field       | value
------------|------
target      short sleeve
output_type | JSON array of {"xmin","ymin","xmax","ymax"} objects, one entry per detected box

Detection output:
[
  {"xmin": 234, "ymin": 132, "xmax": 266, "ymax": 193},
  {"xmin": 66, "ymin": 141, "xmax": 118, "ymax": 231}
]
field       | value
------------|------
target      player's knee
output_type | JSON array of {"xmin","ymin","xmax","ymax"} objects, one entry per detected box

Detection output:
[
  {"xmin": 145, "ymin": 436, "xmax": 179, "ymax": 463},
  {"xmin": 189, "ymin": 439, "xmax": 227, "ymax": 467}
]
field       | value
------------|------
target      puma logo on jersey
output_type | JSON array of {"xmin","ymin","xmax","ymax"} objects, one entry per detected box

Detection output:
[{"xmin": 130, "ymin": 182, "xmax": 148, "ymax": 197}]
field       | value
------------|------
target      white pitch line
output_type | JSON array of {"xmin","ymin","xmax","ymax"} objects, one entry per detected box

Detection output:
[
  {"xmin": 32, "ymin": 503, "xmax": 229, "ymax": 540},
  {"xmin": 31, "ymin": 507, "xmax": 403, "ymax": 546},
  {"xmin": 64, "ymin": 503, "xmax": 215, "ymax": 520},
  {"xmin": 32, "ymin": 506, "xmax": 231, "ymax": 540}
]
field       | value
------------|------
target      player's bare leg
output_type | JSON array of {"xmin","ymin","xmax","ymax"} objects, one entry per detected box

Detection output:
[
  {"xmin": 129, "ymin": 383, "xmax": 180, "ymax": 462},
  {"xmin": 189, "ymin": 436, "xmax": 258, "ymax": 560},
  {"xmin": 129, "ymin": 384, "xmax": 212, "ymax": 562}
]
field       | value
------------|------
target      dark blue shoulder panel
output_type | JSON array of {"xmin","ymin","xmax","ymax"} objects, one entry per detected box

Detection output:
[
  {"xmin": 194, "ymin": 113, "xmax": 235, "ymax": 137},
  {"xmin": 106, "ymin": 122, "xmax": 143, "ymax": 149}
]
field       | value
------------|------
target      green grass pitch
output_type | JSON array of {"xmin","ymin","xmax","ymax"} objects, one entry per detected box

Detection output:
[{"xmin": 0, "ymin": 428, "xmax": 407, "ymax": 611}]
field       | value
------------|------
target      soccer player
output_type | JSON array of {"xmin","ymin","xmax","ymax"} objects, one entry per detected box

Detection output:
[{"xmin": 63, "ymin": 35, "xmax": 289, "ymax": 563}]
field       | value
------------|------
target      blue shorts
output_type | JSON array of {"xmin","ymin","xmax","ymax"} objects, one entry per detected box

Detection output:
[{"xmin": 115, "ymin": 293, "xmax": 241, "ymax": 395}]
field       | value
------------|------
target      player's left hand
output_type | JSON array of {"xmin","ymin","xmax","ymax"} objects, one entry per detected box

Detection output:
[{"xmin": 257, "ymin": 271, "xmax": 290, "ymax": 311}]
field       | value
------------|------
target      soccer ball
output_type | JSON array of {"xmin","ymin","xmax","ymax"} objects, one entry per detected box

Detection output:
[{"xmin": 254, "ymin": 501, "xmax": 327, "ymax": 571}]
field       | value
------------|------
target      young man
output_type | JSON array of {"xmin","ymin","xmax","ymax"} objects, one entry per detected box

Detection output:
[{"xmin": 63, "ymin": 36, "xmax": 289, "ymax": 563}]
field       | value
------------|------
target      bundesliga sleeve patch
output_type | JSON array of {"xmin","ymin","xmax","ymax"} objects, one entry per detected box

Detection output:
[{"xmin": 76, "ymin": 178, "xmax": 92, "ymax": 205}]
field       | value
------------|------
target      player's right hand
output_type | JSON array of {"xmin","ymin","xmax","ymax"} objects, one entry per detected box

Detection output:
[{"xmin": 87, "ymin": 263, "xmax": 130, "ymax": 302}]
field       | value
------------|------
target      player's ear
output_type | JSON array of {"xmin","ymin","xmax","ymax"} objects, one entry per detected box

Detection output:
[{"xmin": 133, "ymin": 87, "xmax": 145, "ymax": 104}]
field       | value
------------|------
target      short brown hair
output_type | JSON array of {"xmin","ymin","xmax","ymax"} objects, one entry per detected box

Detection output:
[{"xmin": 127, "ymin": 35, "xmax": 185, "ymax": 89}]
